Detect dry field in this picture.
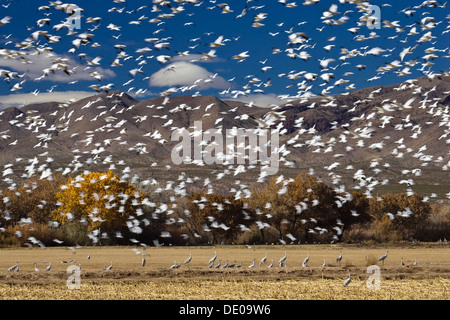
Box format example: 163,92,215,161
0,244,449,300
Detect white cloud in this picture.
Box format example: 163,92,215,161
149,61,229,90
0,51,115,82
0,91,94,109
171,54,222,64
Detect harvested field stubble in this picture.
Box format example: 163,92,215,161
0,244,449,300
0,278,449,300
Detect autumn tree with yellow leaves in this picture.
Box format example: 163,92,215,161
51,170,147,240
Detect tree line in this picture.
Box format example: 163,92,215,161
0,170,448,247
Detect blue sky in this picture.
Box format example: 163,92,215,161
0,0,449,108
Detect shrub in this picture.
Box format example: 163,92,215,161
371,215,403,243
410,203,450,241
342,223,373,243
0,223,63,248
61,221,90,246
238,225,280,245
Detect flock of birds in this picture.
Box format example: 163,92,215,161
204,249,392,270
7,248,431,286
0,0,448,97
0,0,449,250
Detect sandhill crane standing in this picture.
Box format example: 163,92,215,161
8,261,19,272
279,252,287,267
104,261,113,270
141,247,149,267
184,253,192,269
259,252,268,268
302,253,310,267
45,262,52,271
267,259,274,268
214,259,221,268
336,251,343,263
343,273,351,287
208,251,217,266
378,250,388,265
221,260,229,268
248,259,256,268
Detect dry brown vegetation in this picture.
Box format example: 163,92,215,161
2,172,448,248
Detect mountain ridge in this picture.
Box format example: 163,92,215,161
0,76,449,199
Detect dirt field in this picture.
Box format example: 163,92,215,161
0,243,449,299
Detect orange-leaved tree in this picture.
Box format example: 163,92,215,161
51,170,146,239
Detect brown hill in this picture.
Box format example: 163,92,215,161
0,76,449,199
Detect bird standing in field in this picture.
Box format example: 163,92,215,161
208,251,217,266
378,250,389,265
248,259,256,268
221,260,229,268
134,247,148,267
302,252,310,267
279,252,287,267
8,261,19,272
336,251,343,263
259,252,268,268
343,273,351,287
184,252,192,269
104,261,113,270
